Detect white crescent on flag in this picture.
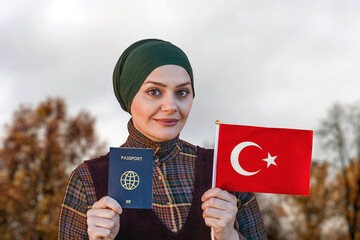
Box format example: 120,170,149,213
230,141,278,176
230,141,262,176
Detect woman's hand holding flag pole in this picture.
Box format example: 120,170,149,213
204,120,313,239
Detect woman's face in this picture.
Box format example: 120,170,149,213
130,64,193,142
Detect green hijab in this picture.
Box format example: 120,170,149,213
113,39,194,113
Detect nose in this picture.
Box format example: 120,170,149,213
161,94,177,113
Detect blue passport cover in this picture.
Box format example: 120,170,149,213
108,147,153,209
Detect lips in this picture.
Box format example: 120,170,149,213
154,118,179,126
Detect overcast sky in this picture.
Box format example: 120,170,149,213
1,0,360,159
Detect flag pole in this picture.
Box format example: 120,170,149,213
211,120,221,240
212,120,220,188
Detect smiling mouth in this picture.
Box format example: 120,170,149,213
154,118,179,126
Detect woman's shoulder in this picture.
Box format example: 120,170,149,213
179,139,197,155
179,139,214,156
69,153,109,184
84,152,110,169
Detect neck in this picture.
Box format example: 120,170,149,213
124,119,180,158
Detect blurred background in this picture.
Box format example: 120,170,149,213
1,0,360,239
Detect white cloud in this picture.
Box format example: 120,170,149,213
1,0,360,158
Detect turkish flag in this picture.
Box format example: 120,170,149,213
214,123,313,195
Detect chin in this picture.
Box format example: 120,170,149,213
153,130,180,142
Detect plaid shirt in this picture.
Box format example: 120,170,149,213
58,120,267,239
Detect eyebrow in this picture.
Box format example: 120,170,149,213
144,81,191,88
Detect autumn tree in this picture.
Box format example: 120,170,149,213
283,161,347,239
318,102,360,240
259,161,343,240
0,97,105,239
257,194,287,240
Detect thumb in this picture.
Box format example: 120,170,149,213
92,196,122,214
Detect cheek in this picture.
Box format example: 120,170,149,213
131,99,161,125
180,100,193,118
130,101,148,125
130,101,141,117
131,96,151,115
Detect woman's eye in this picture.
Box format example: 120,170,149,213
148,89,161,96
177,89,189,97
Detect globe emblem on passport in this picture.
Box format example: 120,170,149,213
120,171,140,190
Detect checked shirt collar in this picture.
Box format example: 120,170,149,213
124,119,181,164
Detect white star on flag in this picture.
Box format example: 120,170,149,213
262,153,277,168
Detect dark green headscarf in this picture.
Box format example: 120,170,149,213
113,39,194,113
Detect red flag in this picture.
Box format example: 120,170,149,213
214,123,313,195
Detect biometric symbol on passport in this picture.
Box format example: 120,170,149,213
120,171,140,190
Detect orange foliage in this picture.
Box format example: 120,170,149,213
0,97,105,239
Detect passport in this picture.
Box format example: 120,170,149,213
108,147,153,209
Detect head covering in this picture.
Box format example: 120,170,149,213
113,39,194,113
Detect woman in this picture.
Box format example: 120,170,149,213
58,39,267,239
